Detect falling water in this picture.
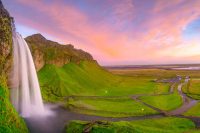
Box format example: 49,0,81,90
10,23,44,117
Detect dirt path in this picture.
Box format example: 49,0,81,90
80,77,200,132
63,76,197,117
129,83,176,116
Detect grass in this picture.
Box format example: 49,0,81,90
66,97,159,117
109,68,200,78
38,61,171,102
182,79,200,100
63,117,195,133
180,77,185,83
0,73,29,133
138,83,183,111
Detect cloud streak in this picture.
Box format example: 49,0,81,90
3,0,200,65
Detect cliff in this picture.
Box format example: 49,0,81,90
25,34,96,71
0,0,29,132
0,0,12,76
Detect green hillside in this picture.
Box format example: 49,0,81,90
0,73,29,133
38,61,171,102
63,117,195,133
38,61,117,102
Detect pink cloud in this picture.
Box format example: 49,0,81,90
3,0,200,65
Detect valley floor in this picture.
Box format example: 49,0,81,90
25,65,200,133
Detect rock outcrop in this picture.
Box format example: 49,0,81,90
25,34,96,71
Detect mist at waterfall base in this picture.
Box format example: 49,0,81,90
10,24,47,117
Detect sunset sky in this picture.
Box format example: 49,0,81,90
3,0,200,66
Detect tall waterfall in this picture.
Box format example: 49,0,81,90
10,23,44,117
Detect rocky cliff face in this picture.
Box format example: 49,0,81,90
0,0,13,76
0,0,29,132
25,34,96,71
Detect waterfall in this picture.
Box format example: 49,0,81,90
10,23,44,117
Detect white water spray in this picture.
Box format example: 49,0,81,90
10,23,44,117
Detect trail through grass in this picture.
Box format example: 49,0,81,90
138,83,183,111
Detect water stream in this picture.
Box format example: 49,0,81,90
169,77,199,114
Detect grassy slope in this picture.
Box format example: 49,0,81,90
38,61,171,102
0,73,29,133
138,83,183,111
63,117,195,133
182,79,200,100
67,97,159,117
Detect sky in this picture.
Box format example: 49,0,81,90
3,0,200,66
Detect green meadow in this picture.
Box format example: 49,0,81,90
109,68,200,77
38,61,171,102
63,117,195,133
138,83,183,111
36,61,200,132
66,97,159,117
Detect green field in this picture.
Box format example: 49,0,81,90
63,117,195,133
38,61,171,102
37,62,200,131
66,97,159,117
182,79,200,100
138,83,183,111
109,68,200,77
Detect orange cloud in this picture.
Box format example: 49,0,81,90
4,0,200,65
